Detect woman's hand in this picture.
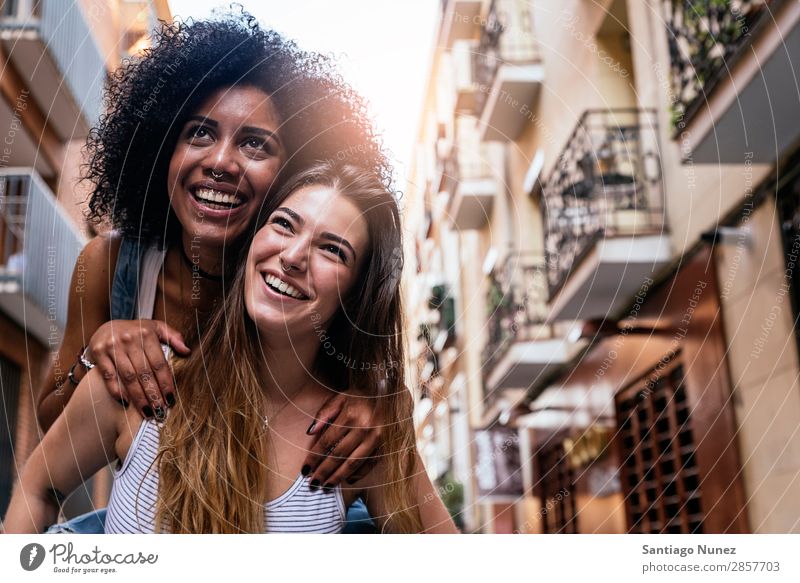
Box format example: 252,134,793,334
84,319,190,419
302,392,383,489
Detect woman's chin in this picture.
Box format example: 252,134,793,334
252,311,311,339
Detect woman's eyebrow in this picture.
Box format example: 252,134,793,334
320,232,356,261
241,126,280,142
187,115,217,126
276,207,303,225
186,117,280,144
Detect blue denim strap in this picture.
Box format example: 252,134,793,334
110,237,148,321
343,498,376,534
45,508,107,534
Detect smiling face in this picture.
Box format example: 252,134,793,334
244,184,370,341
167,85,286,249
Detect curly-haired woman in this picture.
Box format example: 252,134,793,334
35,12,388,531
5,162,458,534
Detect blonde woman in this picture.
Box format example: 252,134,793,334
4,162,458,534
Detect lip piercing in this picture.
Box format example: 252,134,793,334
211,170,224,179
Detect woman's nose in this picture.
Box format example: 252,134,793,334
203,139,240,179
279,238,308,272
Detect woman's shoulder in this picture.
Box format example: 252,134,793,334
75,232,125,285
80,231,124,262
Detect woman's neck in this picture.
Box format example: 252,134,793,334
179,232,231,280
260,332,323,405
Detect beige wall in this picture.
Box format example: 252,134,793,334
716,198,800,533
78,0,121,69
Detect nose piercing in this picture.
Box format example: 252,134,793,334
281,261,292,272
211,170,224,179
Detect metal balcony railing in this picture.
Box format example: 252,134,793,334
482,252,549,377
438,140,497,198
0,169,85,331
542,109,664,296
473,0,540,116
662,0,783,128
0,0,106,127
456,141,496,181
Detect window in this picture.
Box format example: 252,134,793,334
615,356,704,533
535,433,578,533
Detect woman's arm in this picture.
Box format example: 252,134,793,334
37,235,188,428
36,234,120,431
4,368,123,533
361,451,459,534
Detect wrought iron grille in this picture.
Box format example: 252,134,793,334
535,433,578,534
482,252,549,376
473,0,540,115
662,0,782,128
542,109,664,296
616,357,704,533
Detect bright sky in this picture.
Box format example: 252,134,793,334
168,0,439,184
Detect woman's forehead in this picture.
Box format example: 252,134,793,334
279,185,369,244
195,85,282,128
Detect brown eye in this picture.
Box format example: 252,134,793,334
185,125,211,141
243,136,276,157
322,244,347,261
271,216,293,232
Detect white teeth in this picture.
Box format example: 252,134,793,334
194,188,243,207
265,274,306,299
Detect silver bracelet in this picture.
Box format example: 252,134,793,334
79,346,96,370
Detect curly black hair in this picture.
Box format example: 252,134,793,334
84,9,391,243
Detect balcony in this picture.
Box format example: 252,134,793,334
0,168,86,345
663,0,800,163
0,0,106,139
445,143,499,230
440,0,483,49
482,253,582,397
451,39,479,114
473,0,544,142
417,284,457,383
542,109,670,322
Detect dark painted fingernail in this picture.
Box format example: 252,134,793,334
346,477,358,485
165,393,176,407
322,483,333,493
142,406,154,418
309,480,320,491
154,406,166,421
301,464,312,476
306,421,317,435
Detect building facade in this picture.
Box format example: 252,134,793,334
406,0,800,533
0,0,171,520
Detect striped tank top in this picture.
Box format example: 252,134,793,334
105,419,346,533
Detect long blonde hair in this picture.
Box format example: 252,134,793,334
154,162,422,533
